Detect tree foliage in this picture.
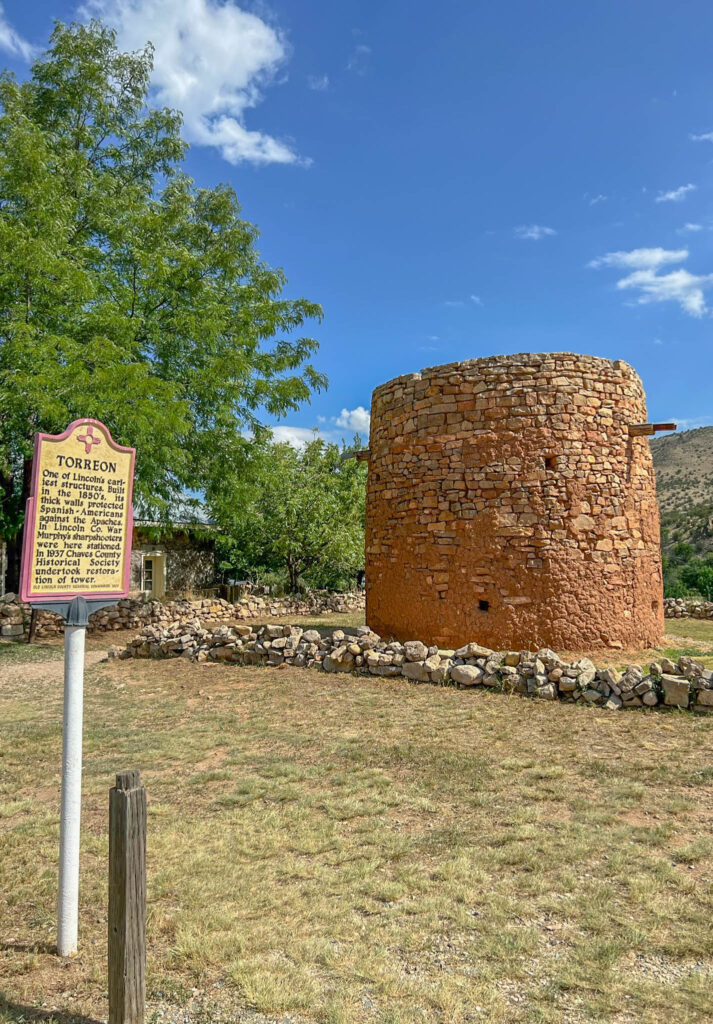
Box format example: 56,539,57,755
0,21,324,585
664,551,713,600
214,437,367,593
661,505,713,598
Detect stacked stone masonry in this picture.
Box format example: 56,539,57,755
365,353,664,651
664,597,713,620
0,591,364,640
110,621,713,715
0,593,694,644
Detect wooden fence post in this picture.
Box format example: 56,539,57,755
26,607,37,644
109,769,146,1024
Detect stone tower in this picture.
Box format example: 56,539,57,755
364,352,664,651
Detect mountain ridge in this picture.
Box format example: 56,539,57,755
650,425,713,515
650,426,713,594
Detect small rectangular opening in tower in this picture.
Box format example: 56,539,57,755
479,599,489,612
545,455,556,470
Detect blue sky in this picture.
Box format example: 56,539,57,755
4,0,713,443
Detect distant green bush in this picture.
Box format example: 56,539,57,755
662,504,713,598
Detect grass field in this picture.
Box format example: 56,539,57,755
1,621,713,1024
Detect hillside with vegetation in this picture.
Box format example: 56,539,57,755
651,426,713,598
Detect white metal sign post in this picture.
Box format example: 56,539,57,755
58,617,87,954
19,419,135,956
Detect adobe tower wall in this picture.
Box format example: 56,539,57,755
365,352,664,650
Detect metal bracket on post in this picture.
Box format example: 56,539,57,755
30,596,121,625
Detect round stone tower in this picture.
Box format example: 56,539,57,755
365,352,664,651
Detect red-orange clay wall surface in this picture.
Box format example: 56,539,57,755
365,353,664,651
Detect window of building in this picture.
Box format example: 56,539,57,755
141,550,166,598
143,558,154,593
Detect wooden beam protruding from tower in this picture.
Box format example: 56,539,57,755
628,423,677,437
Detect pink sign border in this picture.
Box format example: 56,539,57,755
19,419,136,604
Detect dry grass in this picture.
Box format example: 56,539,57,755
662,616,713,647
238,611,366,632
1,622,713,1024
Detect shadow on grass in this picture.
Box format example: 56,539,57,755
0,996,100,1024
0,943,57,955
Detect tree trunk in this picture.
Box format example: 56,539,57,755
5,534,22,594
27,608,38,644
3,458,32,594
286,560,300,593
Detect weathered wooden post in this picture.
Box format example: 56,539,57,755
109,770,146,1024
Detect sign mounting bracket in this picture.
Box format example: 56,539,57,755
29,596,120,626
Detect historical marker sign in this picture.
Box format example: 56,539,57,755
19,419,136,956
20,419,135,602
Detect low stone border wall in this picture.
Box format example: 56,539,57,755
664,597,713,620
0,591,365,640
2,592,709,639
110,621,713,714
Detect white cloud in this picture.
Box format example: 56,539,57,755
307,74,329,91
269,425,322,448
653,337,663,345
590,247,713,317
445,294,482,307
655,183,696,203
346,43,371,75
82,0,306,166
589,194,607,205
678,222,703,233
514,224,556,240
0,3,36,59
335,406,370,433
689,132,713,142
617,267,713,317
588,247,689,271
269,408,370,448
668,416,713,430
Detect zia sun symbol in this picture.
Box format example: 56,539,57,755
76,427,102,455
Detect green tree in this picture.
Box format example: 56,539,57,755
671,541,695,564
681,559,713,600
0,21,324,589
214,437,367,593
